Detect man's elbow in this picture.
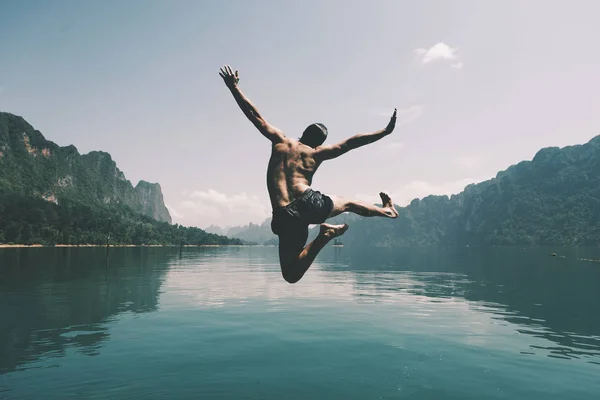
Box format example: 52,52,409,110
327,146,348,159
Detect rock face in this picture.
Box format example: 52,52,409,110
135,181,172,224
0,112,171,223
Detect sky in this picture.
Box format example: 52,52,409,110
1,0,600,228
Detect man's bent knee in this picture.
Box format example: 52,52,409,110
283,272,301,284
282,269,302,284
280,263,302,284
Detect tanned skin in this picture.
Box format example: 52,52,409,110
219,65,398,283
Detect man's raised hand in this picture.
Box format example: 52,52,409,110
219,65,240,89
385,109,397,134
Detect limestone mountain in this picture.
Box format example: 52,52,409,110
0,111,240,245
329,134,600,247
226,134,600,247
135,180,171,224
0,112,171,223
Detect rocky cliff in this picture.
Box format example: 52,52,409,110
0,112,171,223
135,181,172,224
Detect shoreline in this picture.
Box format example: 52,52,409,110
0,244,265,248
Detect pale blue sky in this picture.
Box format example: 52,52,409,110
2,0,599,227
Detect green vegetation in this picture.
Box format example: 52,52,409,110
327,135,600,247
3,110,599,247
0,112,171,224
0,188,241,246
216,135,600,247
0,112,240,246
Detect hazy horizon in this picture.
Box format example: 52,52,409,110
2,1,599,228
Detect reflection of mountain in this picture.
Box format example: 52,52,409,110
162,244,600,363
0,247,176,374
328,246,600,362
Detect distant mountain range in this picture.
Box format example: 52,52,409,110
209,135,600,247
205,219,278,245
0,112,240,246
3,110,599,247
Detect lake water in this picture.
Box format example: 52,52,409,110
1,246,599,399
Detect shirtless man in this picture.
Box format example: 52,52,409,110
219,65,398,284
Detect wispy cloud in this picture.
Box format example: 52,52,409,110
179,189,269,228
415,42,463,68
165,204,184,220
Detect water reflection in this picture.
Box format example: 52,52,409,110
0,247,177,374
328,246,600,364
164,246,600,364
2,244,600,377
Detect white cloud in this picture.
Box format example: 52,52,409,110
179,189,269,228
415,42,463,67
355,178,478,206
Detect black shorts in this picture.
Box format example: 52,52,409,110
271,189,333,236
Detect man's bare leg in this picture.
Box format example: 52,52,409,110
279,223,348,284
329,192,399,219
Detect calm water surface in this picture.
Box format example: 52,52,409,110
1,246,599,399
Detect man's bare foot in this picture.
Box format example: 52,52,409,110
320,223,349,239
379,192,399,218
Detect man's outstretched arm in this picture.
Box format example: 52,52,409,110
315,109,396,160
219,65,285,143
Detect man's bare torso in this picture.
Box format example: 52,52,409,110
266,137,322,209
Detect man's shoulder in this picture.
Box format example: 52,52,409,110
273,136,297,148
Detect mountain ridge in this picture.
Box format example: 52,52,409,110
0,111,171,223
0,111,240,246
208,134,600,246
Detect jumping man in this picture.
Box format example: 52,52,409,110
219,65,399,284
